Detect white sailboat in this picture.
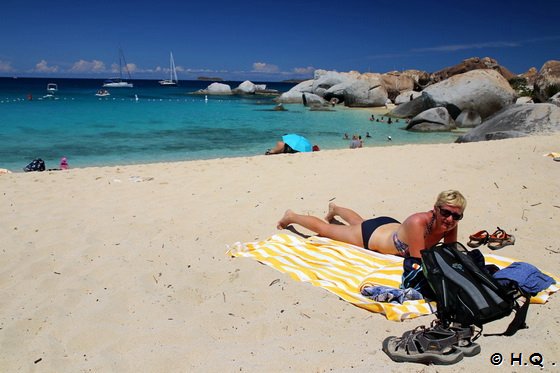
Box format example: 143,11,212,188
159,52,178,86
103,49,133,88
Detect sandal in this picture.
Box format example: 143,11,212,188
467,230,489,248
431,323,481,357
382,325,464,365
488,227,515,250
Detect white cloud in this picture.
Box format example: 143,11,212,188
0,60,14,72
412,35,560,53
111,62,137,73
412,41,519,52
252,62,279,73
34,60,59,73
70,59,105,73
155,65,184,73
292,66,315,75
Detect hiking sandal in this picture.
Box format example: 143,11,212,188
467,230,489,248
382,325,464,365
488,227,515,250
432,323,481,357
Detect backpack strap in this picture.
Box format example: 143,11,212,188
484,293,531,337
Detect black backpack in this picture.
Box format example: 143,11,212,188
421,242,530,336
23,159,46,172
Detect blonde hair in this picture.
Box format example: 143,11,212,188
435,190,466,210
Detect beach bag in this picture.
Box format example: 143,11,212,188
421,242,530,336
23,158,46,172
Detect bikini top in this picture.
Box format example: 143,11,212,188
392,232,409,256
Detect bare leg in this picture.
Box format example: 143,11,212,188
277,209,363,247
266,141,285,155
324,202,365,225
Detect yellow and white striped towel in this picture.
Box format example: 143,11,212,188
227,234,559,321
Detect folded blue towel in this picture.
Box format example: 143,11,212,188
494,262,556,295
361,285,423,304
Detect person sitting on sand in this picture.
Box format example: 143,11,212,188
60,157,69,170
277,190,466,295
265,141,297,155
349,135,361,149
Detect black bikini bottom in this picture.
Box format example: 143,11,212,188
361,216,400,249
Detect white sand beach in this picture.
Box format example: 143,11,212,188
1,134,559,371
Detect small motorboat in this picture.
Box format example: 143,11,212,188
95,89,111,97
46,83,58,93
40,83,59,100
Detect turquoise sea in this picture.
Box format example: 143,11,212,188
0,77,459,172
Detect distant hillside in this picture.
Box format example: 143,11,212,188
282,79,307,84
197,76,224,81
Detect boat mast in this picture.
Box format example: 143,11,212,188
120,48,132,80
170,52,177,83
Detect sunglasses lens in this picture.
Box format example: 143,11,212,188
439,207,462,220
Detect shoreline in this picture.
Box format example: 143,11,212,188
1,134,559,370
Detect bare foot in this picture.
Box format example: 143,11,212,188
325,202,337,222
277,209,294,229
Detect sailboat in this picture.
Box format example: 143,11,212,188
103,49,133,88
159,52,179,86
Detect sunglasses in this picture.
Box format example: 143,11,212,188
438,206,463,221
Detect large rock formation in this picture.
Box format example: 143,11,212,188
275,80,314,103
233,80,258,94
422,69,516,119
270,57,560,141
519,67,538,86
302,93,327,107
390,69,516,120
549,92,560,107
402,69,431,88
276,70,388,107
455,109,482,128
312,70,358,93
456,103,560,142
340,77,388,107
406,107,456,131
203,82,232,95
381,72,415,101
197,81,277,96
430,57,515,83
317,70,367,103
395,90,422,105
390,93,436,118
533,60,560,102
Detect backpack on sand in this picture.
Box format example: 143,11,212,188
421,242,530,336
23,158,46,172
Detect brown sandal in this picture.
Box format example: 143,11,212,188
488,227,515,250
467,230,489,248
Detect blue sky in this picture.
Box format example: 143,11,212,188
1,0,558,81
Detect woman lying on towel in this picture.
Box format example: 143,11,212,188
277,190,466,295
277,190,465,258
